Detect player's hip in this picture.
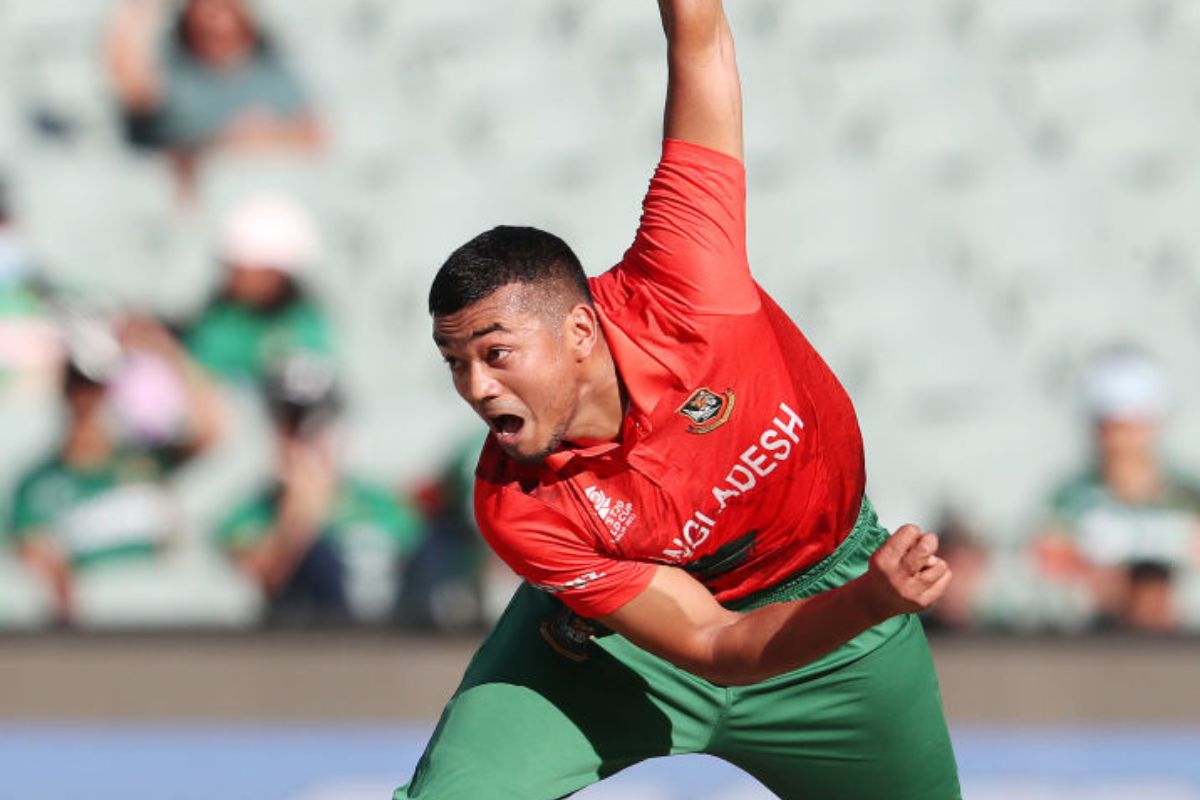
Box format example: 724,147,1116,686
726,494,887,611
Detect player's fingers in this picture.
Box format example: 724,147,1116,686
883,525,921,565
917,557,949,586
919,569,953,606
901,533,939,574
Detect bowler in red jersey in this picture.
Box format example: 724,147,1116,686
397,2,961,798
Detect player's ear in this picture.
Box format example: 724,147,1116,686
563,302,599,360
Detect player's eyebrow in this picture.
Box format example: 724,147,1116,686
470,322,508,340
433,322,509,347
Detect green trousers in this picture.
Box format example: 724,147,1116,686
396,499,961,799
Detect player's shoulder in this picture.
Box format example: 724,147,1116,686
473,439,584,542
474,435,526,488
473,437,544,514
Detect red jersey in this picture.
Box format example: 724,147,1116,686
475,139,865,618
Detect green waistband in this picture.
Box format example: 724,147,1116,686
724,496,885,612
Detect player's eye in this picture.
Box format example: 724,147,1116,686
485,347,510,365
442,355,463,372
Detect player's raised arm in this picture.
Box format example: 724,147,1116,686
657,0,743,162
596,1,754,315
599,526,952,686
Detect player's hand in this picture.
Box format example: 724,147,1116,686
853,524,952,622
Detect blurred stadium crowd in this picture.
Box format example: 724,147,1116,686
1,0,1199,634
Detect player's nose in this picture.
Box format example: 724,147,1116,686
462,362,502,405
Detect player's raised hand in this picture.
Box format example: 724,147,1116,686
853,524,952,622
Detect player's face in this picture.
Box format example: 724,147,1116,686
434,284,582,464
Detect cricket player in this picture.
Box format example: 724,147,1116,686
398,1,961,797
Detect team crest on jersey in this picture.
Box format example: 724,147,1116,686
677,387,735,434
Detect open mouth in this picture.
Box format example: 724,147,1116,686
489,413,525,445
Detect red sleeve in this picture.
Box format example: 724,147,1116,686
612,138,758,315
475,481,656,618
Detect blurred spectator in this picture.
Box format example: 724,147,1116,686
401,431,519,631
105,0,323,198
0,179,61,396
214,356,424,625
1033,346,1200,632
183,193,333,386
921,508,992,632
5,313,222,625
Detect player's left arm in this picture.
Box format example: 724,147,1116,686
598,525,951,686
657,0,743,162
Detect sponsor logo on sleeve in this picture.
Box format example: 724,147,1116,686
531,570,607,595
584,485,637,543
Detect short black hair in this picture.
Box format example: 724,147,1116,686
428,225,592,317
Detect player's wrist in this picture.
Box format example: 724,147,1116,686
840,575,893,628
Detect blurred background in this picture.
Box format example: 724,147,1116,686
1,0,1199,797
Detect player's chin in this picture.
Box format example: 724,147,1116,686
505,442,549,465
502,428,554,465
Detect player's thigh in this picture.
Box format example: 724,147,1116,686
718,615,961,800
396,584,717,800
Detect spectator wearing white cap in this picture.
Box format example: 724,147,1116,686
1033,345,1200,632
182,193,333,385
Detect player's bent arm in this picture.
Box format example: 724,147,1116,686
598,526,951,686
657,0,743,162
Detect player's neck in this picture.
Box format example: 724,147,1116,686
565,336,625,446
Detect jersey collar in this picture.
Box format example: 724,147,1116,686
542,410,651,472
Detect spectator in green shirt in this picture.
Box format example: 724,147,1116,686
1034,345,1200,631
7,314,223,625
215,355,424,625
184,193,333,386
